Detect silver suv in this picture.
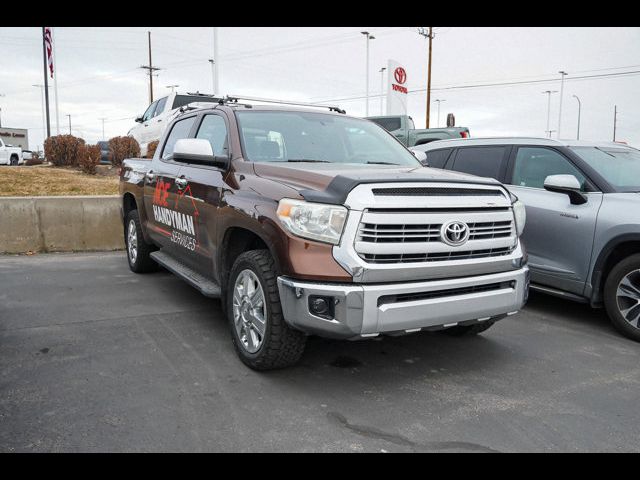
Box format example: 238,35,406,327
412,138,640,341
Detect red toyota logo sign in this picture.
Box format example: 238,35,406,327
394,67,407,85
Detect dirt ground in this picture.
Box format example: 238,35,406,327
0,165,119,197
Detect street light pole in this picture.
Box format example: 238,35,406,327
542,90,558,138
212,27,219,94
379,67,386,115
557,70,568,139
434,99,446,127
166,84,179,93
572,95,581,140
66,114,71,135
0,93,5,127
33,84,46,141
361,31,375,116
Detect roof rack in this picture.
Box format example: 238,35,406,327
185,91,218,97
222,94,346,114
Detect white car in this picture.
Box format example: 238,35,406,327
0,138,23,165
127,92,221,156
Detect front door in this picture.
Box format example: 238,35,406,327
142,114,199,254
171,112,230,278
507,146,603,295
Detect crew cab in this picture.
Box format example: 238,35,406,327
366,114,470,147
413,138,640,342
127,92,221,156
0,138,23,166
119,97,529,370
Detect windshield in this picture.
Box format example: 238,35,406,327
570,146,640,192
235,110,420,166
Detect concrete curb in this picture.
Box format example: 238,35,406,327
0,195,124,254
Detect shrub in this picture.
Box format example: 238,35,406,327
108,136,140,167
44,135,85,167
146,140,159,159
78,144,101,175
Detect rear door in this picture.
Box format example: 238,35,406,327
171,111,231,277
0,139,6,164
505,146,603,295
142,114,199,255
147,96,169,143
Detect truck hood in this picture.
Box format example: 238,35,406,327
252,162,504,205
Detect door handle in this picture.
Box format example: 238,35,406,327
175,177,188,190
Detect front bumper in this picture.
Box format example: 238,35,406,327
277,266,529,339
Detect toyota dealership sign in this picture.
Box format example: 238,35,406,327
386,60,408,115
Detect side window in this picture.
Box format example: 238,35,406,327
451,146,507,180
371,117,401,132
424,148,452,169
195,114,228,157
153,97,168,118
511,147,587,190
161,116,197,160
142,101,158,122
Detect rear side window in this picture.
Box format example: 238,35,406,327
161,116,197,160
370,117,401,132
424,148,451,169
451,146,508,180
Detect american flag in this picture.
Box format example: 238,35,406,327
44,27,54,78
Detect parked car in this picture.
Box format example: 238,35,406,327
127,92,221,156
412,138,640,341
97,141,111,165
119,98,529,370
0,138,23,165
366,114,470,146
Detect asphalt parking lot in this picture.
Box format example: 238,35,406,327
1,252,639,452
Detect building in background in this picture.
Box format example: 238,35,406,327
0,127,29,150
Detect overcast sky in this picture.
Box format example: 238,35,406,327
1,26,639,151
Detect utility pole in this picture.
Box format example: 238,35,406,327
66,114,71,134
613,105,618,142
542,90,558,138
418,27,434,128
557,70,568,139
572,95,581,140
41,27,51,139
212,27,219,94
379,67,386,115
209,59,216,94
434,99,446,127
361,31,375,116
99,117,106,140
140,31,160,104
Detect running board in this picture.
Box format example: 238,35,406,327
530,283,588,303
150,251,221,298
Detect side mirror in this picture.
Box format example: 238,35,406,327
135,116,144,123
543,174,587,205
411,149,429,166
171,138,228,169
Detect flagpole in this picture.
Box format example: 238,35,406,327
52,27,60,135
41,27,51,139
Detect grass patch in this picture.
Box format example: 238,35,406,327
0,166,119,197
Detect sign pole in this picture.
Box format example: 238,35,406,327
41,27,51,140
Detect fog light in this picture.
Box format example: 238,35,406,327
309,295,335,320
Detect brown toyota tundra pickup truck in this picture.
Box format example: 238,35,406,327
119,97,529,370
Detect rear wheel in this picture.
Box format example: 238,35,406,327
442,321,495,336
10,155,19,166
125,209,157,273
227,250,306,370
604,254,640,342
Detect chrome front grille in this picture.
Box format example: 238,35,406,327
354,206,517,265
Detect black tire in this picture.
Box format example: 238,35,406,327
10,155,19,166
442,320,495,337
227,249,306,370
124,209,157,273
604,254,640,342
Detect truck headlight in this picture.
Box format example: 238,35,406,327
512,199,526,236
277,199,348,245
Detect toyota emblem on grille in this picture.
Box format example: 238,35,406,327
441,221,470,246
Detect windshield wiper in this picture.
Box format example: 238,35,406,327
366,161,400,165
277,159,332,163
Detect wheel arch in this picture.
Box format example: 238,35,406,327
590,234,640,305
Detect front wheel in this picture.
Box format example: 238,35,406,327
227,250,306,370
604,254,640,342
